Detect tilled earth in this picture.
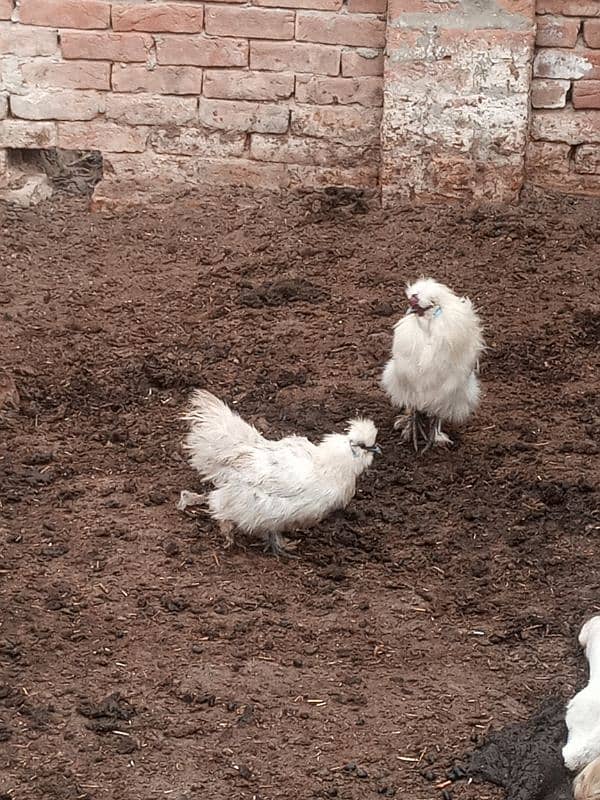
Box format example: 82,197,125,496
0,187,599,800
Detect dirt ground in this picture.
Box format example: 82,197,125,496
0,186,599,800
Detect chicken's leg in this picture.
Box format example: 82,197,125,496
394,409,429,452
263,531,298,558
219,520,236,549
177,490,206,512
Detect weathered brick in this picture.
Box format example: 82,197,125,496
348,0,387,12
61,32,153,62
205,6,294,39
112,3,204,33
198,98,289,133
0,23,58,56
526,140,571,174
537,0,600,14
255,0,341,8
574,144,600,173
287,162,378,188
572,79,600,107
106,94,197,125
531,78,570,107
57,121,148,152
533,47,600,79
100,152,290,191
531,108,600,143
536,15,580,47
0,0,12,20
21,60,110,90
296,11,385,47
0,94,6,119
10,91,105,121
250,41,340,75
18,0,109,29
0,119,56,147
291,105,381,145
296,74,382,106
112,64,203,95
150,127,246,157
204,70,294,101
250,133,376,166
584,20,600,48
156,35,248,67
341,48,383,76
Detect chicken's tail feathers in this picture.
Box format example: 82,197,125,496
182,390,263,478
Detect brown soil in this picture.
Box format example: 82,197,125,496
0,187,599,800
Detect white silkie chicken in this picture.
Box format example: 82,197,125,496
381,277,484,452
178,390,380,557
563,616,600,774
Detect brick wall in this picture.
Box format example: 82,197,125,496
1,0,600,204
0,0,386,203
527,0,600,194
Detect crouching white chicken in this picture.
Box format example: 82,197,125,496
178,390,380,557
381,277,484,452
563,616,600,774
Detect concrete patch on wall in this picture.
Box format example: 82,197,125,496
381,0,536,204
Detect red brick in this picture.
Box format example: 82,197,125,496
112,64,203,95
536,15,580,47
156,35,248,67
106,94,197,125
0,24,58,55
341,48,383,76
250,133,375,167
10,91,105,120
296,11,385,47
531,78,570,107
18,0,109,29
112,3,204,33
291,105,381,145
205,6,294,39
573,79,600,107
204,70,294,100
150,127,246,157
347,0,387,12
584,20,600,47
198,98,289,133
491,0,534,14
0,0,12,20
296,75,382,106
250,41,340,75
61,32,153,62
57,121,149,152
526,141,571,174
531,108,600,143
533,47,600,79
21,60,110,90
537,0,600,14
255,0,341,8
0,119,56,147
574,144,600,173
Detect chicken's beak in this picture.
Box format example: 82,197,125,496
367,444,382,455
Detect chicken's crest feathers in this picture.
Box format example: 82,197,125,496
346,417,378,448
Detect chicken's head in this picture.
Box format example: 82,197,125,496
405,277,455,318
347,418,381,466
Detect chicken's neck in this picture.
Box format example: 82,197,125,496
586,635,600,684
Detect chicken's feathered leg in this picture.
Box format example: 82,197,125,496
177,490,206,511
219,520,236,549
263,531,299,559
394,409,429,452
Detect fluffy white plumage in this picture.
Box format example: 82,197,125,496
179,390,380,556
381,277,484,451
563,616,600,773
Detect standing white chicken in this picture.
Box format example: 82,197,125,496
381,277,484,452
178,390,380,557
563,616,600,774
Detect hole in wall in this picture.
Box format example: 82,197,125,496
7,148,103,196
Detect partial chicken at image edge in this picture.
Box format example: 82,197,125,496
177,390,380,557
381,277,485,453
